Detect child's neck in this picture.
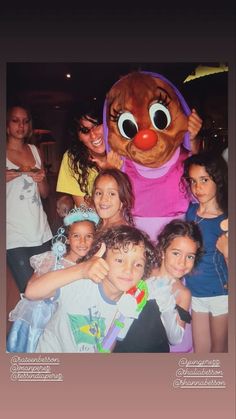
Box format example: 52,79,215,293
101,280,123,302
63,252,78,264
101,214,127,230
197,200,222,218
153,266,180,282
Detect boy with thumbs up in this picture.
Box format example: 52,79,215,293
25,225,156,353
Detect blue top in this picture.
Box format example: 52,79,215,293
185,203,228,297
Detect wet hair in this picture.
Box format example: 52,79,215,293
92,168,135,226
182,152,228,214
67,100,104,199
156,219,204,267
79,224,156,277
6,105,33,142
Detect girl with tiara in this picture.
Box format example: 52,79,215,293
7,205,100,352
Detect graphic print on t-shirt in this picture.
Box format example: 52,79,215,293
68,306,106,346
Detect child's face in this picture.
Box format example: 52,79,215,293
102,242,146,300
57,202,71,218
188,164,217,205
161,236,197,280
93,175,122,222
67,221,95,261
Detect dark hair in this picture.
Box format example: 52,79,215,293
92,168,135,226
182,152,228,214
67,100,104,198
79,224,156,277
6,105,33,142
156,219,204,267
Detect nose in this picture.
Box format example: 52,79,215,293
178,256,186,268
133,129,158,151
90,124,101,138
78,236,85,245
123,261,132,275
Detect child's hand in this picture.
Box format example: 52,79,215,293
80,243,109,283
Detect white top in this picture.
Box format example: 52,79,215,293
6,144,52,249
36,279,130,353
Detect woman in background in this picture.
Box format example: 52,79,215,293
6,105,52,292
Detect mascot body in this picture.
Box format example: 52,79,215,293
104,71,195,352
104,71,192,241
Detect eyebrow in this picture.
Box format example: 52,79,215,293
155,86,172,100
171,248,196,254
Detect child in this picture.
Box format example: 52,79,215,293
92,168,134,230
114,219,203,353
51,194,74,234
56,194,74,218
7,205,99,352
183,152,228,352
25,225,156,353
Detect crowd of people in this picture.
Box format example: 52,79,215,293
6,99,228,354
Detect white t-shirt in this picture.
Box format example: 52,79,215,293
7,144,52,249
36,280,131,353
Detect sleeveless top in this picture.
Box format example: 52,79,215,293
185,203,228,297
7,144,52,249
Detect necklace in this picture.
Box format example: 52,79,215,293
194,214,205,225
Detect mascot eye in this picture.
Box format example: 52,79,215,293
149,103,171,130
118,112,138,139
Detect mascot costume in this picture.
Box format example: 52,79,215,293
103,71,202,352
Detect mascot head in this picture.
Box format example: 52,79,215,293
103,71,191,168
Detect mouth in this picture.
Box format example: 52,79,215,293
91,137,104,147
118,277,133,283
99,205,111,210
77,247,88,253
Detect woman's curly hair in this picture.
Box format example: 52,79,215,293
182,152,228,215
92,168,135,226
67,101,103,199
156,219,204,268
79,224,157,278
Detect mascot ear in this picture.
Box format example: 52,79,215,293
103,99,110,152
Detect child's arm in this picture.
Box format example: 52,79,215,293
25,244,108,300
174,286,191,329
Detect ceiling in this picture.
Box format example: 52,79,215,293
6,62,203,110
6,61,228,131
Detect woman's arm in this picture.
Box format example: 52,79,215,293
30,169,50,198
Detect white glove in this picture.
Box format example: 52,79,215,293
147,276,184,345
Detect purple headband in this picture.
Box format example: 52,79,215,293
103,70,191,153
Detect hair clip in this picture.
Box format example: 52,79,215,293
63,204,100,227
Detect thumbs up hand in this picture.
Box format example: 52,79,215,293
79,242,109,283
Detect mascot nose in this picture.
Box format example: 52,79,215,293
133,129,158,151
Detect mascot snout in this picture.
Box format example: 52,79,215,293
133,129,158,151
